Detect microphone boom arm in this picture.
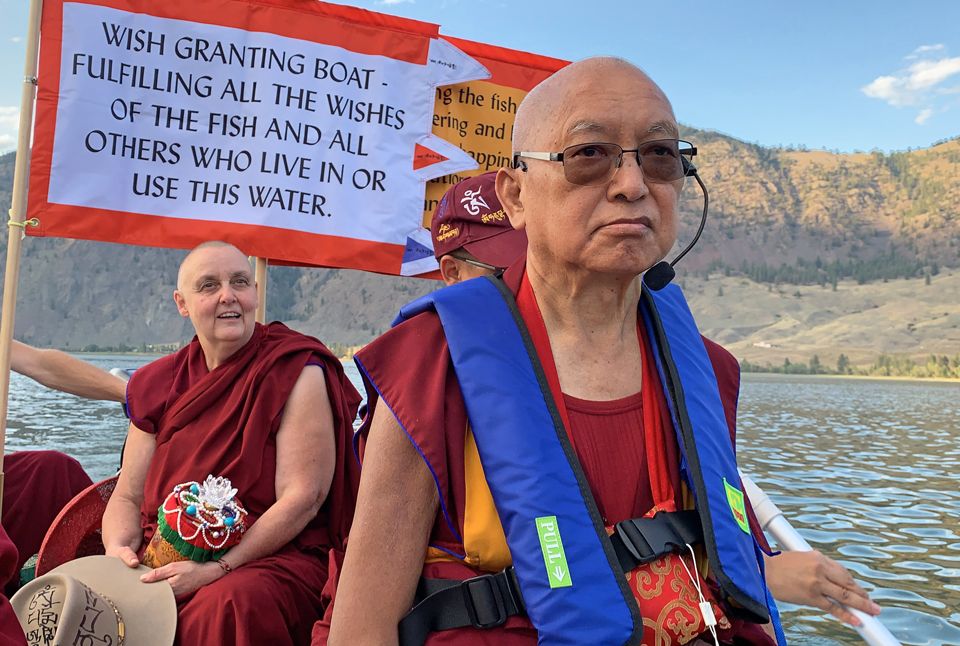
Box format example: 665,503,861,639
671,170,709,268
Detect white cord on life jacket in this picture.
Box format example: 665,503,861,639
679,543,720,646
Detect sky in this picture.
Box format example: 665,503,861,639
1,0,959,154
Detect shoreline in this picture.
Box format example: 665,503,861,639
64,350,361,365
742,371,960,384
59,352,960,382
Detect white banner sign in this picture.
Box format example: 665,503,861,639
45,2,483,253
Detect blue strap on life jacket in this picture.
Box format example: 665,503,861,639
640,277,784,638
397,276,641,646
757,542,788,645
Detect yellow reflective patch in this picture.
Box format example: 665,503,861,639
462,424,512,571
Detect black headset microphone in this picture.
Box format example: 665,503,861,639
643,157,709,291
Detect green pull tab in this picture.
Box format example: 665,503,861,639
723,477,751,534
535,516,572,588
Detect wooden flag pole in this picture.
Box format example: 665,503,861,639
0,0,44,519
255,257,268,323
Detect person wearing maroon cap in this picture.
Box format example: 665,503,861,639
430,172,528,286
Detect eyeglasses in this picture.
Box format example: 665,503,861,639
512,139,696,186
449,251,502,272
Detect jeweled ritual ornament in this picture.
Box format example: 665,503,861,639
142,474,249,568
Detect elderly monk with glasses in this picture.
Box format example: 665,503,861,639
394,176,879,640
321,58,874,646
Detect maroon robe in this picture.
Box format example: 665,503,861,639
313,263,772,645
0,524,26,645
127,322,360,646
2,451,92,594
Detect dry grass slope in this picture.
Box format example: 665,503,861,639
685,270,960,367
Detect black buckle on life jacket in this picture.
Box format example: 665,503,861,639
462,574,507,629
398,566,525,645
611,510,703,571
398,513,701,645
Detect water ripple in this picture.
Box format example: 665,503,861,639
738,374,960,645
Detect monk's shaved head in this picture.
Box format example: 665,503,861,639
513,57,672,151
177,241,248,291
172,240,258,363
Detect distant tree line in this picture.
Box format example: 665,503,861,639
70,340,367,359
326,342,364,359
79,342,184,353
741,353,960,379
695,251,939,287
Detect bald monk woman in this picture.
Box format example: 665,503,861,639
103,241,360,645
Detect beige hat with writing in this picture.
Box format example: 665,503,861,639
10,555,176,646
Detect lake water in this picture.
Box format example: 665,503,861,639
4,358,959,645
737,374,960,645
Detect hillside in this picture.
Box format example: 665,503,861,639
675,127,960,274
0,127,958,360
684,270,960,368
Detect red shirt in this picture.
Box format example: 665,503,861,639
563,391,652,525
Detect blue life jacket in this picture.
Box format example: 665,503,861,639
395,274,785,646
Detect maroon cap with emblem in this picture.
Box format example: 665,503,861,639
430,172,528,268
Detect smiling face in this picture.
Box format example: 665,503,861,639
503,59,683,279
173,243,257,361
